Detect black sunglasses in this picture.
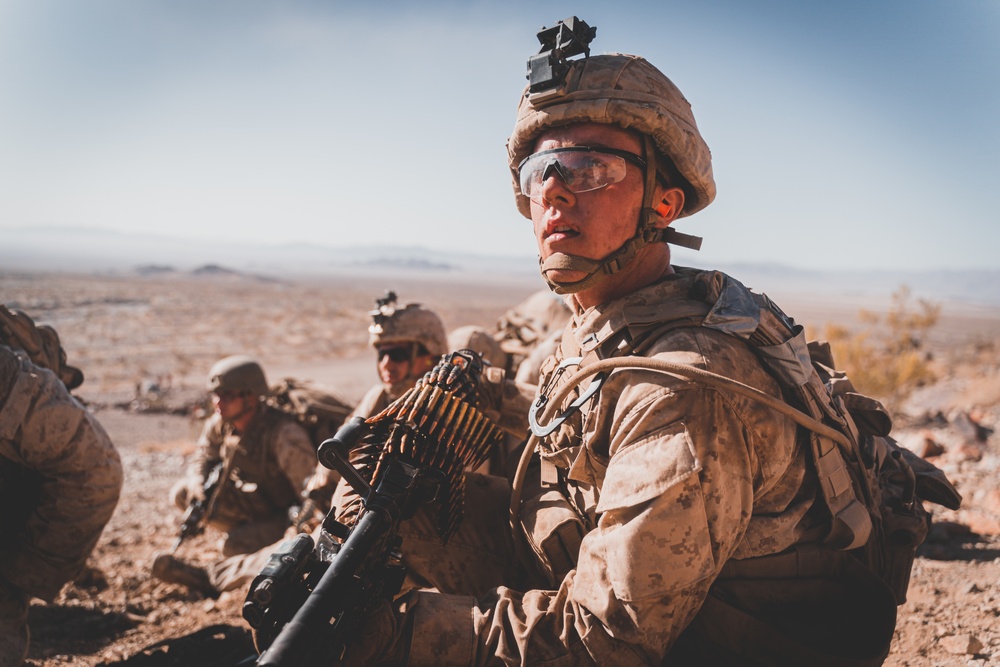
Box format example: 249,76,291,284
377,346,412,363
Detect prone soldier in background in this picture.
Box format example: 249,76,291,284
0,306,123,666
152,355,316,596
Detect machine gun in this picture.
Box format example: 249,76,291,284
242,351,504,666
171,461,224,553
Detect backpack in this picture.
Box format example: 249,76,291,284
732,283,962,604
802,338,962,602
265,378,355,449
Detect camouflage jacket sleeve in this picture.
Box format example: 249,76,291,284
271,419,317,495
0,348,123,601
189,412,224,481
401,329,805,665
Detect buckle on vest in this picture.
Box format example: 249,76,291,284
529,356,606,437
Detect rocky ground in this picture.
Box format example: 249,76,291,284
4,269,1000,666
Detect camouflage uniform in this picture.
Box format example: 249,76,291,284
390,269,899,665
206,385,393,595
178,407,316,556
0,346,122,665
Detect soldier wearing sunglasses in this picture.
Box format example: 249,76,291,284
362,293,448,418
302,294,448,514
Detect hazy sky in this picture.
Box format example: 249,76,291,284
1,0,997,271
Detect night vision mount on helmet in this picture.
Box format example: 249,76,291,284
367,291,448,358
526,16,596,103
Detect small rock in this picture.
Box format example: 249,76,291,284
963,582,983,594
939,633,983,655
918,431,946,458
73,564,109,590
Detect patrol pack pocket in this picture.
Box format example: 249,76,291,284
590,423,714,601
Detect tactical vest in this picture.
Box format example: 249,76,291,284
524,268,960,666
206,406,305,529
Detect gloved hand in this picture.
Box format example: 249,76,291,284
417,349,485,405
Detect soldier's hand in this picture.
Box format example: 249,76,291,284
169,476,205,510
417,349,485,405
186,477,206,504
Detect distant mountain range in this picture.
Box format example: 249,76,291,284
3,226,999,306
0,226,538,277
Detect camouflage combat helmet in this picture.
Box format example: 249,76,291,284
206,355,269,397
367,291,447,358
447,325,507,369
506,17,715,294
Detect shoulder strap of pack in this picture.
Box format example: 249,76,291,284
750,304,875,550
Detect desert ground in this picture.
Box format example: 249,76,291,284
3,268,1000,666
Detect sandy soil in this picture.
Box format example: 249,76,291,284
4,269,1000,666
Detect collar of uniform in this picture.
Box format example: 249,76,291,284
570,268,708,356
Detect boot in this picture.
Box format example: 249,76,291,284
151,553,220,599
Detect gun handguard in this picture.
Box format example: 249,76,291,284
172,462,224,552
171,500,206,552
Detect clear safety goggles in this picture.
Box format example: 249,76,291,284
518,146,647,198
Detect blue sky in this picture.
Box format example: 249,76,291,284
1,0,997,271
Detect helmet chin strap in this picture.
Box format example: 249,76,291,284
539,135,702,295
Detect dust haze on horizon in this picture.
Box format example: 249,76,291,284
1,1,998,273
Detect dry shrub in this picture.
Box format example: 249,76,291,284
821,286,940,409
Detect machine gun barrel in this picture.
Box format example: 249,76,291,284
170,500,206,552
